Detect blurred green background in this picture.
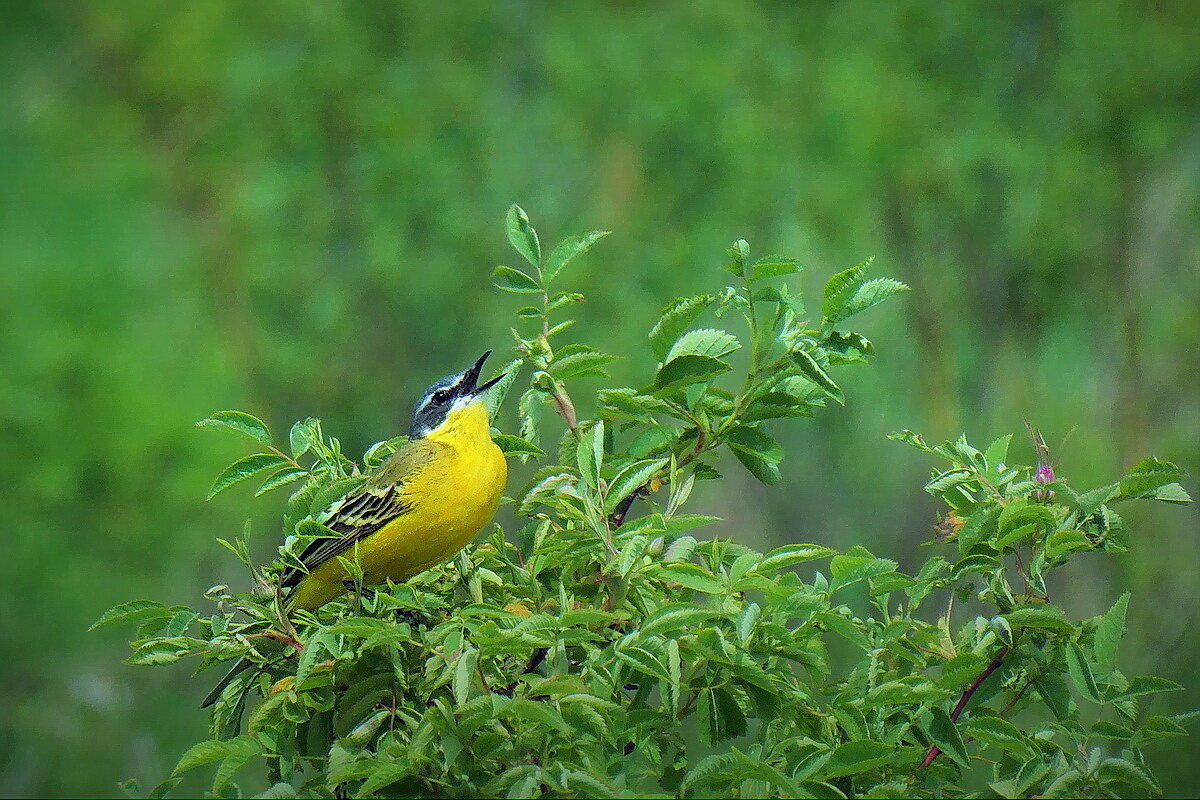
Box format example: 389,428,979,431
2,2,1198,796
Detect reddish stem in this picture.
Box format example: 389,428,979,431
917,647,1008,771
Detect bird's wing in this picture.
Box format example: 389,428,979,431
280,439,445,590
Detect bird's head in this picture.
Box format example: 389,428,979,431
409,350,503,438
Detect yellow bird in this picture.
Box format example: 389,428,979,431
201,351,507,707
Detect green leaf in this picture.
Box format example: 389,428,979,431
756,544,836,572
747,256,803,281
255,467,307,497
827,277,909,323
357,758,414,797
505,204,540,266
288,419,313,457
549,350,618,379
1118,456,1186,498
605,458,668,513
927,707,970,768
491,265,541,293
966,716,1030,753
1108,675,1183,703
1099,758,1161,795
924,468,972,494
173,735,259,776
195,410,272,445
706,687,747,743
1065,642,1102,702
655,563,725,595
790,350,843,404
576,420,604,490
737,603,761,643
543,230,609,284
493,434,546,457
823,330,873,356
207,453,290,500
90,599,171,631
640,604,715,637
649,294,717,359
821,260,870,320
830,555,898,586
731,447,781,485
984,433,1013,471
453,647,479,706
1004,605,1073,633
726,425,783,463
1043,770,1085,798
666,328,741,361
1094,592,1129,673
1151,482,1192,503
653,354,731,392
725,239,750,277
820,740,896,779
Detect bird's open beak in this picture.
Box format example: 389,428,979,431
464,350,503,396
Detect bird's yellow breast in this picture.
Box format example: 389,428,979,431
291,400,506,609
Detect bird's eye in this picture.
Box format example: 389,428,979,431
432,390,450,404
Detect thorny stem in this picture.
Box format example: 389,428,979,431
917,646,1009,772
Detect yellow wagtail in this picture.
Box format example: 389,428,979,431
201,350,507,707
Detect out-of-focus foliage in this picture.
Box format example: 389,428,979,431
2,2,1198,797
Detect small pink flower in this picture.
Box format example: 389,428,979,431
1035,464,1055,484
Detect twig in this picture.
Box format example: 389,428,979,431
917,647,1009,771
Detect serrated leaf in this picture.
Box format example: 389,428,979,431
1152,482,1192,503
823,330,873,355
491,265,541,293
173,735,259,776
1099,758,1161,794
196,410,272,445
90,600,171,631
256,467,307,497
493,434,545,457
506,204,540,266
655,563,725,594
747,256,803,281
755,545,835,574
928,707,969,768
640,604,714,637
827,277,908,323
830,555,898,586
1004,605,1073,633
737,603,761,643
208,454,290,500
821,260,870,320
820,740,896,779
549,350,618,379
576,420,604,490
790,350,843,404
966,716,1030,753
288,419,312,457
1094,592,1129,672
725,424,783,463
454,647,479,706
666,328,741,361
725,239,750,276
605,458,668,513
543,230,609,284
732,446,781,485
649,295,717,360
1066,642,1102,702
653,354,731,392
1108,675,1183,703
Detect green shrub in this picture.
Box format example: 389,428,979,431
98,207,1192,798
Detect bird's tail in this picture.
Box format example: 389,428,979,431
199,656,254,709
